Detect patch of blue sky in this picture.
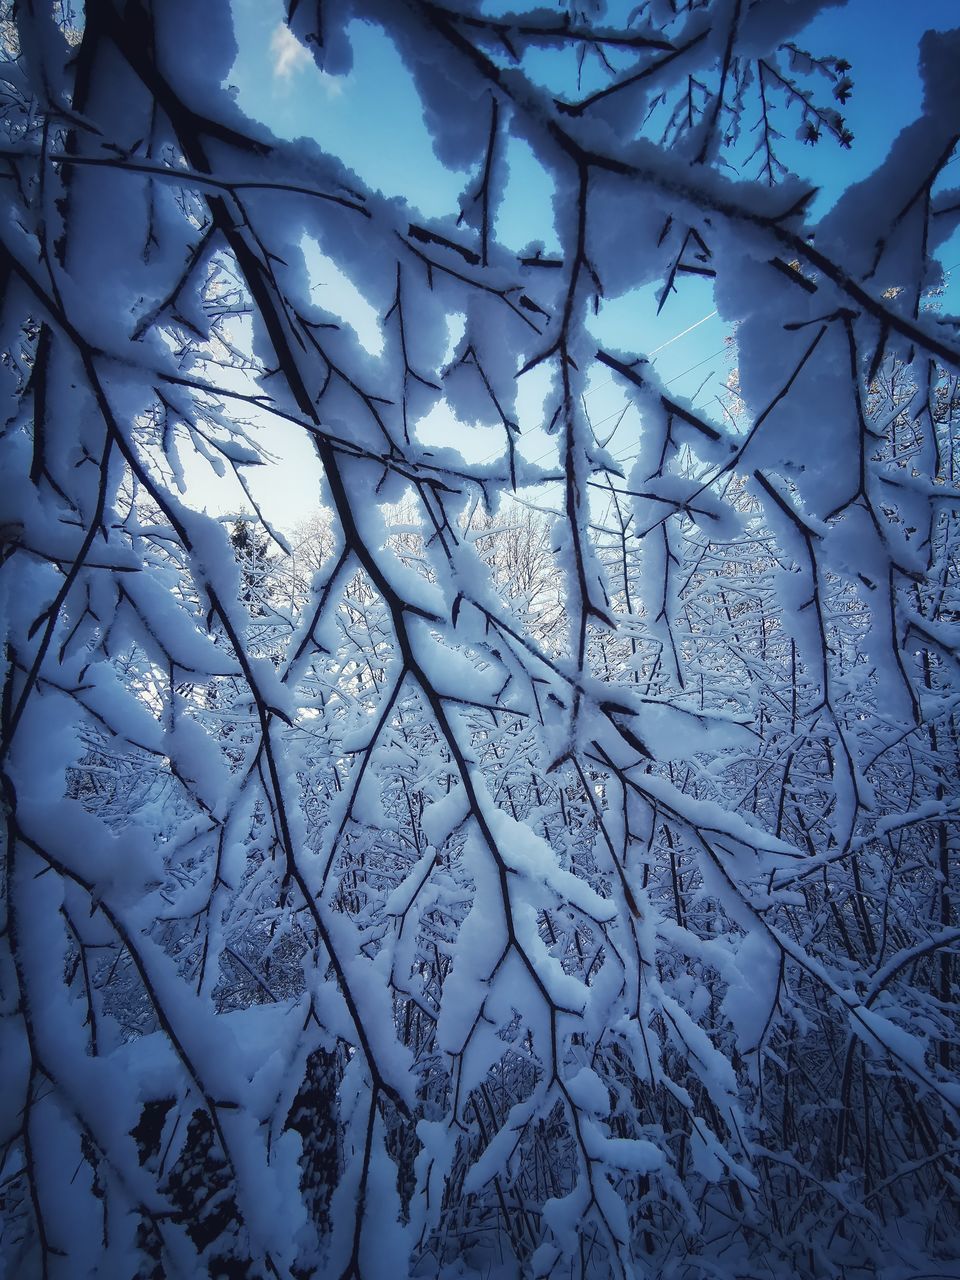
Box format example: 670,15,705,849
228,2,469,215
781,1,959,214
228,0,958,278
217,0,958,527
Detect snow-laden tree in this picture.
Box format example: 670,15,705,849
1,2,959,1277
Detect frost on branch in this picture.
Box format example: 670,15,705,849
0,2,959,1278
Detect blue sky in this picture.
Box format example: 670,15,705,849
228,0,959,240
212,0,960,526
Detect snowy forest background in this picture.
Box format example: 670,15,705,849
1,1,959,1277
